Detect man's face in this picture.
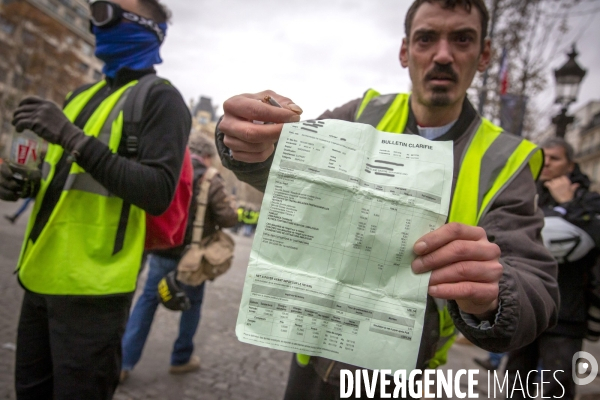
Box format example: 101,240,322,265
400,2,490,109
540,145,575,182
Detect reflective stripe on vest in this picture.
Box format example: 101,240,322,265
17,80,146,295
296,89,542,370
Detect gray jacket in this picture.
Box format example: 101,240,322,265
216,95,559,383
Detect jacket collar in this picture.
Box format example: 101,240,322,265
405,96,479,142
105,67,156,89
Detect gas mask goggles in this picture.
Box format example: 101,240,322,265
88,0,165,43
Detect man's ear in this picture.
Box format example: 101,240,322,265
400,38,409,68
477,38,492,72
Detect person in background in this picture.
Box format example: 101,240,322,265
473,352,505,371
120,134,237,382
233,203,245,234
505,137,600,400
0,0,190,398
4,197,33,224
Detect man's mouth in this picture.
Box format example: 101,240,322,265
428,75,455,83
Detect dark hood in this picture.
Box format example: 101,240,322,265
569,163,591,190
537,162,591,209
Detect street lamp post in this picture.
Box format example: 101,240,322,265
552,44,586,138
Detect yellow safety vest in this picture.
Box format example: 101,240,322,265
17,80,147,295
297,89,543,369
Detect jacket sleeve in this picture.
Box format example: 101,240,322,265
73,83,191,215
207,174,238,228
216,98,362,193
447,167,560,352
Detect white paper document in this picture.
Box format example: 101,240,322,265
236,119,454,371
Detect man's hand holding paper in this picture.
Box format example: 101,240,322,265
411,222,503,319
220,91,303,163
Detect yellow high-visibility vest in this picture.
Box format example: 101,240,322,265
17,80,146,295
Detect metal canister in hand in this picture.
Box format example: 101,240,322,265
5,128,44,187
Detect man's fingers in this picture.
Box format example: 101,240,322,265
0,186,20,201
230,147,275,163
13,104,40,119
268,92,303,115
220,114,284,144
428,260,503,286
223,92,302,124
223,134,275,153
412,239,501,273
413,222,487,255
0,164,14,179
17,96,45,107
13,119,34,133
428,281,498,303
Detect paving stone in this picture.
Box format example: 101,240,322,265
3,200,600,399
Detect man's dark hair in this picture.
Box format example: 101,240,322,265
138,0,171,24
542,137,575,163
404,0,489,51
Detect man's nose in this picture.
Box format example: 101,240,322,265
433,40,453,65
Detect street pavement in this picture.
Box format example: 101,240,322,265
2,199,600,399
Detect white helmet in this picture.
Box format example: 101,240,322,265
541,216,595,263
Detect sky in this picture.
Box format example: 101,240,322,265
156,0,600,130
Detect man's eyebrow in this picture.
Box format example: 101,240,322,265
412,28,437,37
450,28,478,36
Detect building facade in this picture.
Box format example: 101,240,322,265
575,109,600,192
0,0,102,156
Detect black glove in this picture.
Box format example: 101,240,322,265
12,97,90,154
0,163,41,201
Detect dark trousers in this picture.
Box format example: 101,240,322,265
505,333,582,400
15,290,132,400
283,356,420,400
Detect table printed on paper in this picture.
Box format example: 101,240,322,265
235,119,454,371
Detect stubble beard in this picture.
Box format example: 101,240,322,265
429,87,451,107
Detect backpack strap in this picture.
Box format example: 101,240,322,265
191,167,219,246
122,74,169,156
64,82,96,108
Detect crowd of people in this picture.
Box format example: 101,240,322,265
0,0,598,399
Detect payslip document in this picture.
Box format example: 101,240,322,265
236,119,453,371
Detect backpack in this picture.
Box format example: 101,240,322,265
122,74,193,251
176,168,235,286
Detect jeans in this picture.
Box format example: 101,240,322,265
15,291,131,400
121,254,205,369
13,197,33,218
489,352,505,368
505,333,582,399
283,356,422,400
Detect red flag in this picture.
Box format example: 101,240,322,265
499,47,509,95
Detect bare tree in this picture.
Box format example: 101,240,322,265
474,0,589,139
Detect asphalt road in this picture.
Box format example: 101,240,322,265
1,199,600,400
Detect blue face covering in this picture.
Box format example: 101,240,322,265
93,22,167,78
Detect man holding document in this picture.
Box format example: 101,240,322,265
216,0,559,398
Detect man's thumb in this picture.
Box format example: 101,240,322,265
287,103,303,115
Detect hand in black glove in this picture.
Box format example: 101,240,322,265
0,163,41,201
12,97,90,153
